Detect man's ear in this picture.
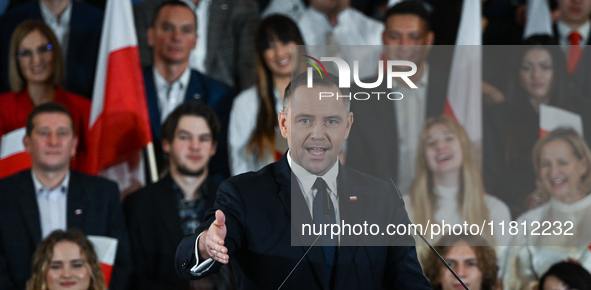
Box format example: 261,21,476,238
210,141,217,157
23,135,30,154
70,136,78,158
344,112,353,140
147,27,155,47
279,110,288,139
162,139,171,154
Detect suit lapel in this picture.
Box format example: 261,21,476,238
185,70,208,104
16,171,42,245
276,154,330,290
332,166,362,288
67,172,87,231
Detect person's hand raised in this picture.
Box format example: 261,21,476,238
198,210,229,264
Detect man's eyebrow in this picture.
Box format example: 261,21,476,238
324,115,343,120
294,113,314,119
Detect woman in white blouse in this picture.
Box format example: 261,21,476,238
503,128,591,290
228,15,305,175
404,116,511,252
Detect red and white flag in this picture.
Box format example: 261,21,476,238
85,0,152,191
443,0,482,149
87,236,118,287
0,127,30,178
539,104,583,137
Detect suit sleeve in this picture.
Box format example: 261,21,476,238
0,223,18,289
105,182,132,290
176,179,246,280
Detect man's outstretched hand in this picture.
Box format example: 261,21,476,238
198,210,229,264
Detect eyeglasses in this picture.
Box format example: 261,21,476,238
17,44,52,59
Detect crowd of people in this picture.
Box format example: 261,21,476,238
1,0,591,289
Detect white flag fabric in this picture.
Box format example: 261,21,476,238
444,0,482,148
539,104,584,137
87,235,118,287
524,0,553,39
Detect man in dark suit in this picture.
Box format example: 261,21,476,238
552,0,591,98
143,0,233,179
346,1,448,192
0,0,103,98
0,103,131,290
175,72,431,289
124,102,234,289
134,0,258,91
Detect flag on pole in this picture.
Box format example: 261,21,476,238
87,236,118,287
539,104,584,137
85,0,152,189
443,0,482,148
0,127,30,178
523,0,553,39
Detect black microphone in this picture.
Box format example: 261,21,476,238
388,178,469,290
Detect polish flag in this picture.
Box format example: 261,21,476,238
87,236,118,287
539,104,583,137
0,127,30,178
523,0,553,39
85,0,152,190
443,0,482,149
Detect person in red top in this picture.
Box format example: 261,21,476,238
0,20,90,178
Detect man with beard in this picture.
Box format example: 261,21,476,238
124,102,234,289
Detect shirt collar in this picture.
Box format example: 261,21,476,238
550,192,591,213
287,150,339,196
153,66,192,91
39,0,72,26
31,171,70,195
557,20,590,44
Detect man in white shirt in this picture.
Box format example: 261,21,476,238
142,0,233,178
175,72,431,289
134,0,258,91
0,103,131,290
346,1,448,193
552,0,591,98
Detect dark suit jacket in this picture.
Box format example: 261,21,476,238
345,67,449,182
134,0,258,91
143,65,233,179
0,1,103,99
175,154,431,290
123,174,219,289
552,24,591,100
0,170,131,290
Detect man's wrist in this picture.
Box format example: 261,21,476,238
198,229,209,260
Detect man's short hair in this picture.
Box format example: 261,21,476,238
161,102,220,144
26,103,75,136
283,71,350,115
384,0,431,31
151,0,197,28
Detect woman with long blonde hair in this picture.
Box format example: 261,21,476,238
405,116,511,248
27,229,106,290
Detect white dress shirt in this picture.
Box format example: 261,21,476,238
153,66,192,122
393,64,429,194
228,86,282,175
556,20,590,47
32,171,70,239
262,0,306,21
39,0,72,58
297,7,384,79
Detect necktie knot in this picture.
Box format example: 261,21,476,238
569,31,582,45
